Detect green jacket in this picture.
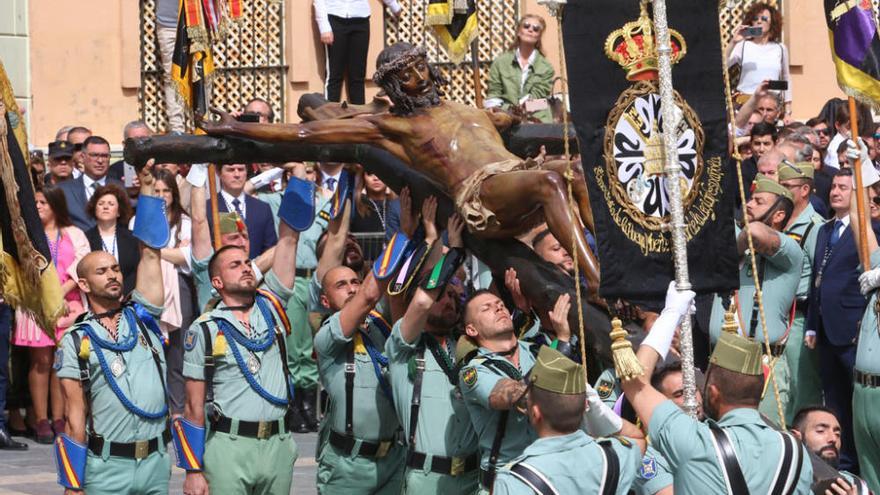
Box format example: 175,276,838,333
487,50,555,123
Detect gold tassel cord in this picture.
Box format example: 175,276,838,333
552,8,597,381
720,23,785,428
610,317,645,381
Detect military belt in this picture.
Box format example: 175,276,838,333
406,451,479,476
329,430,395,458
211,414,287,439
854,369,880,388
88,429,171,459
295,268,313,279
768,343,785,357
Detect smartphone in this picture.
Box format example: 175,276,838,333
123,162,136,187
767,80,788,91
743,26,763,38
524,98,549,113
237,112,261,123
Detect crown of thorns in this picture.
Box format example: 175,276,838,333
372,46,429,85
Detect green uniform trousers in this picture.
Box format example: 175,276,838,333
84,450,170,494
402,465,479,494
316,441,405,494
783,313,822,424
286,276,319,389
204,431,299,495
759,354,791,427
853,383,880,493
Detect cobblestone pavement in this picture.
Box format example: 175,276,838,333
0,432,318,494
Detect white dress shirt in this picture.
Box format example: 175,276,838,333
83,174,107,202
313,0,402,34
220,189,248,220
321,171,342,193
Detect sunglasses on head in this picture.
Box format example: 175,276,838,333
522,21,542,33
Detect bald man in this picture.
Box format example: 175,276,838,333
54,165,170,494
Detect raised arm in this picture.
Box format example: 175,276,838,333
200,108,385,145
737,221,781,256
338,271,392,338
272,221,300,290
134,162,164,307
189,171,213,262
316,198,352,283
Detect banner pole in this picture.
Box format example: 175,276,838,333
848,97,871,269
207,164,222,250
471,38,483,108
650,0,699,418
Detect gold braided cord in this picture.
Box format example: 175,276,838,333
553,10,589,378
720,22,785,428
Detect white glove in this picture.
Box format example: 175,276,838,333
249,167,284,190
859,268,880,295
186,163,209,188
581,384,623,438
641,281,696,359
847,139,880,187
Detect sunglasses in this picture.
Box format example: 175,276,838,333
873,134,880,140
873,196,880,206
522,21,542,33
754,15,770,22
815,128,830,136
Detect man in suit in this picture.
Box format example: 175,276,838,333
207,163,277,258
57,135,124,231
806,167,875,473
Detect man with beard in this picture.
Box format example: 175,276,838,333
708,175,802,426
621,285,812,494
792,406,868,494
178,183,302,495
386,213,481,493
55,164,169,493
492,346,642,495
313,257,404,493
200,41,602,298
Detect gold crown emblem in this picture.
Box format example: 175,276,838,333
604,1,687,81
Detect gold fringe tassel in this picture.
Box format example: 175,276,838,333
610,317,644,381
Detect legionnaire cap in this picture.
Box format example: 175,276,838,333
752,173,794,201
218,212,246,235
777,160,814,181
709,332,763,376
48,140,73,159
529,346,586,394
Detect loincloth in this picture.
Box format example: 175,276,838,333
454,157,542,232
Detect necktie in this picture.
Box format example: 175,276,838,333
325,178,336,192
829,219,843,248
232,198,244,219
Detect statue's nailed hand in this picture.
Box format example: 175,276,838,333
198,107,237,134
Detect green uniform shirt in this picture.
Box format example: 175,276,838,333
458,342,538,471
633,445,674,495
257,190,329,270
648,401,813,494
785,204,824,299
385,321,478,458
709,229,803,344
314,312,400,441
57,291,166,443
493,431,641,495
486,50,555,124
182,271,293,422
856,248,880,374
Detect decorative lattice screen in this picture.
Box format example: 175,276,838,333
139,0,286,132
383,0,520,106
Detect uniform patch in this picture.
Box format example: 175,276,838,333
53,347,64,371
596,379,614,400
640,456,657,479
461,366,478,388
184,329,198,351
319,210,331,221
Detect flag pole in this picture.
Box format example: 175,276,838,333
848,97,871,269
650,0,699,418
470,36,483,108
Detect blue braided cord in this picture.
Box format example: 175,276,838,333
217,296,276,352
83,324,168,420
217,319,289,407
83,307,139,352
132,303,166,347
358,330,393,401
